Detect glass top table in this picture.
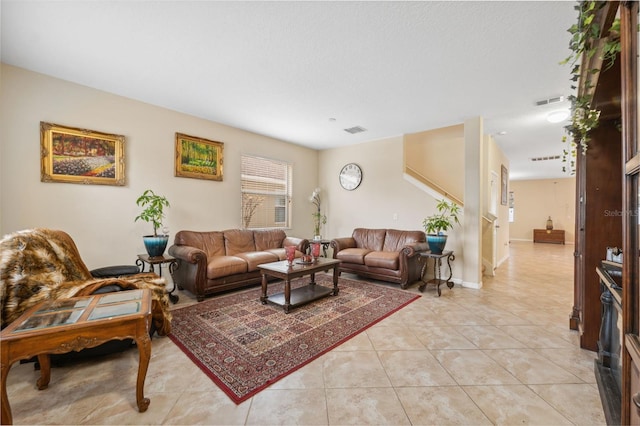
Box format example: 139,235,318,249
1,289,152,425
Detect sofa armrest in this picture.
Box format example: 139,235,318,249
284,237,309,254
168,244,208,302
168,245,207,264
330,237,356,258
400,242,429,258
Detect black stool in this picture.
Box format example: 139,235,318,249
90,265,140,278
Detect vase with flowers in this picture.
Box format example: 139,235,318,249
309,187,327,240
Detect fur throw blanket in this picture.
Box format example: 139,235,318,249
0,228,172,334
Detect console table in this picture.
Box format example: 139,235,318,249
1,289,152,425
533,229,565,244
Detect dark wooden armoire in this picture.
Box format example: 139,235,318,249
570,2,638,424
570,58,623,353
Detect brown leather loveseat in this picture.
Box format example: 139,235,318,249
168,229,309,301
330,228,428,288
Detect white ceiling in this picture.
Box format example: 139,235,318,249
0,0,578,181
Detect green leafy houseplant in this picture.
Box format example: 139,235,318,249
135,189,170,237
560,0,622,174
422,199,461,235
422,199,461,254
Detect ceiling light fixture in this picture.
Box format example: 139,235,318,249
546,110,570,123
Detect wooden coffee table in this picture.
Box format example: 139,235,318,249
1,289,152,425
259,257,341,313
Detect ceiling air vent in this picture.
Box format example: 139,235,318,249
344,126,367,134
530,155,561,162
535,96,565,107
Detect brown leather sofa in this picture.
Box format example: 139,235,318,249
330,228,428,288
168,229,309,301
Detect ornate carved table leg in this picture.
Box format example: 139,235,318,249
135,322,152,413
135,257,145,273
418,256,428,292
446,253,455,289
332,265,340,296
36,354,51,390
1,351,13,425
435,258,442,296
167,259,180,304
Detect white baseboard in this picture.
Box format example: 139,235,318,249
462,280,483,289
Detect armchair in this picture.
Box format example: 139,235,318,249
0,228,172,336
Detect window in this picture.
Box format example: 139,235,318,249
241,155,292,229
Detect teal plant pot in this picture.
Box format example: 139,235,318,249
143,235,169,257
426,234,448,254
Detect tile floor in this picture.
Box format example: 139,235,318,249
5,241,606,425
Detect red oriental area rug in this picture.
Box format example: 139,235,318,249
168,274,420,404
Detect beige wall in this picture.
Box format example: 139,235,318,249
404,124,464,203
509,178,576,243
0,64,319,269
318,136,465,282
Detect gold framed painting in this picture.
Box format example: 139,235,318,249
175,132,224,181
40,122,125,186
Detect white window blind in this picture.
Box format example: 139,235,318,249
241,155,292,229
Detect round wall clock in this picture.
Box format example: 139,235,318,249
339,163,363,191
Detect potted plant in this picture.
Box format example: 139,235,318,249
422,198,461,254
135,189,170,257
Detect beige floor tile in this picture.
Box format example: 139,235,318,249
484,348,583,384
462,384,573,425
365,324,426,350
410,325,477,349
432,349,520,385
329,329,374,351
246,388,328,425
268,356,325,389
454,324,527,349
322,351,391,388
326,388,410,425
162,390,251,425
79,391,179,425
535,347,599,383
378,350,457,386
499,324,577,348
395,386,493,425
528,383,607,425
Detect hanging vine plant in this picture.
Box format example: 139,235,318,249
560,0,621,174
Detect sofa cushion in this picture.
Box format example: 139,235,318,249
207,256,248,279
223,229,256,255
336,247,371,265
364,251,399,269
254,230,287,251
174,230,226,257
383,229,425,252
352,228,386,251
236,251,279,271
